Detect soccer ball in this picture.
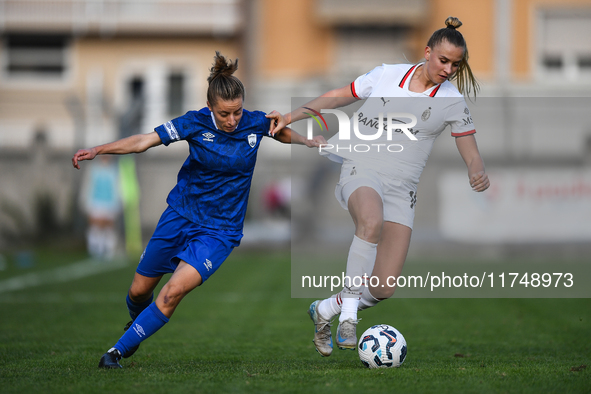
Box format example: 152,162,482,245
358,324,407,368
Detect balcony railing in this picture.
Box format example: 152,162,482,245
0,0,242,35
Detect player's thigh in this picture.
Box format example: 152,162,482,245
347,186,384,240
129,272,163,301
167,260,203,292
371,221,412,282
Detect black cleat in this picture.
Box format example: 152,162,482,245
122,320,140,358
98,348,122,369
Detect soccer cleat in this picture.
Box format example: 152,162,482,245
308,300,333,357
336,318,359,350
122,320,140,358
98,348,122,369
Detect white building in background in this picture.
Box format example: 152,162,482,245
0,0,243,149
0,0,245,238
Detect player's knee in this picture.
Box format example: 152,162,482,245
159,282,188,307
128,285,152,303
128,274,161,302
356,216,383,243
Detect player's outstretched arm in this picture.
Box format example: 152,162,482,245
266,85,357,136
72,132,162,169
455,134,490,192
273,127,327,148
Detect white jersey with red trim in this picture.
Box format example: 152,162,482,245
320,63,476,185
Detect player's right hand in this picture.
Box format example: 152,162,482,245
72,148,97,169
266,110,288,136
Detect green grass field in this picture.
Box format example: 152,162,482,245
0,248,589,393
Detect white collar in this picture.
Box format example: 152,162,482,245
210,112,219,130
404,63,442,97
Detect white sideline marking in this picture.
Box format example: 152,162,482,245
0,258,128,294
0,292,123,303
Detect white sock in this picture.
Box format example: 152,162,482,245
103,228,117,260
343,235,377,294
340,235,377,320
359,286,381,311
318,293,342,320
87,226,101,258
339,297,360,322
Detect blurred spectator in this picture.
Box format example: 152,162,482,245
263,178,291,219
80,156,122,260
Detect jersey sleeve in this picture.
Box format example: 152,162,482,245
447,99,476,137
351,65,386,99
259,111,273,137
154,112,197,146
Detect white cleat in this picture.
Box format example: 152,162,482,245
336,318,359,350
308,300,333,357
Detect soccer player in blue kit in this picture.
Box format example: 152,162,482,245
72,52,325,369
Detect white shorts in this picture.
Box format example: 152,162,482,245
335,160,418,230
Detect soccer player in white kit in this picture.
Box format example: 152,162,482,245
267,17,490,356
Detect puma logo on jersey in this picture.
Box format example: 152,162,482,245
202,132,215,142
381,97,390,106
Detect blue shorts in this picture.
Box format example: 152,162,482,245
136,206,242,283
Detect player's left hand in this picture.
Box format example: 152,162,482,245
470,171,489,192
305,135,328,148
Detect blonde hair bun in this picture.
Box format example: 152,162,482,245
445,16,462,30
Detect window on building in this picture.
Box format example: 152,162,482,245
4,34,70,79
542,54,563,71
167,72,185,117
119,76,145,138
335,26,410,82
578,55,591,70
538,11,591,80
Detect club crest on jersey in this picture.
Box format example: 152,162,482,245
421,107,431,121
248,133,257,148
202,132,215,142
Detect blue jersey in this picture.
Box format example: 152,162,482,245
154,107,271,233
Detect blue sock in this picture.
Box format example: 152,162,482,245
127,293,153,321
114,303,169,356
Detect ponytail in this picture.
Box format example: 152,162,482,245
206,51,245,105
